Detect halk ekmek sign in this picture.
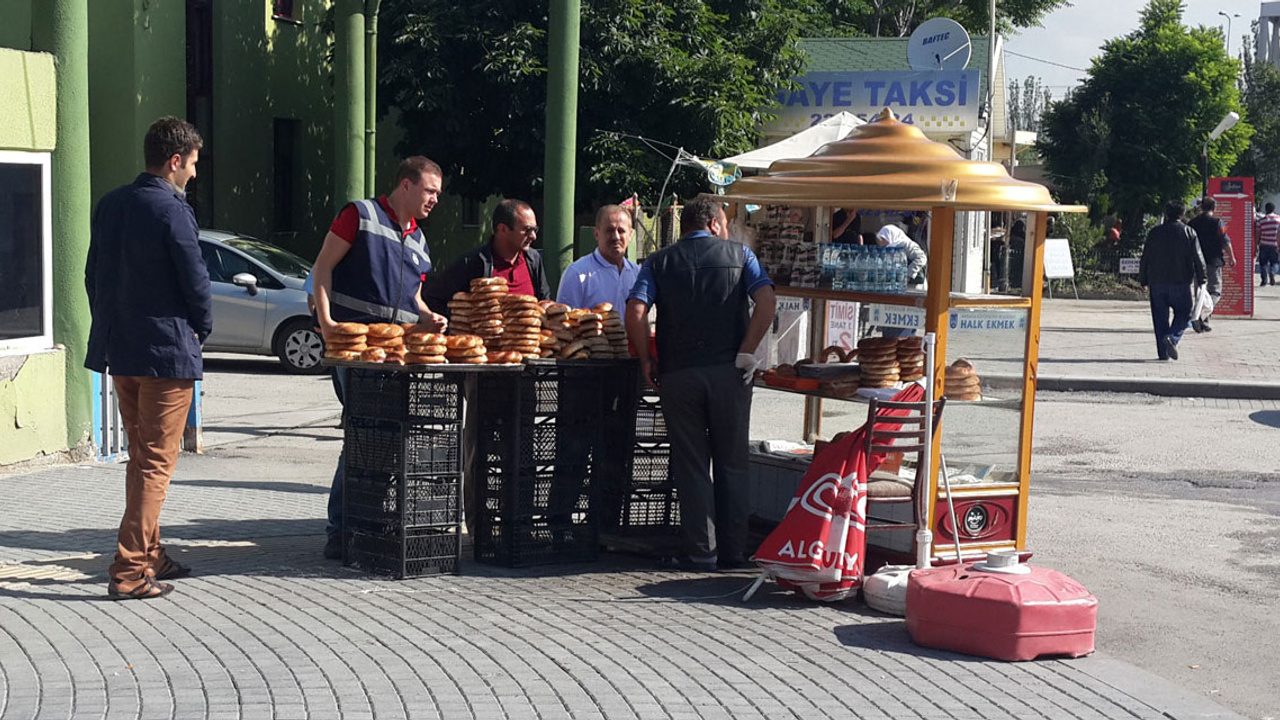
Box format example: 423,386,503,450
764,70,982,136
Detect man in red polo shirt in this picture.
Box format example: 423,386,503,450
423,199,551,314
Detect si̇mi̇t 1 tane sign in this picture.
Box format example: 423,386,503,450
764,70,982,136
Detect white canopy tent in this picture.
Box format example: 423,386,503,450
724,112,865,170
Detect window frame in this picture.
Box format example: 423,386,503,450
0,150,54,357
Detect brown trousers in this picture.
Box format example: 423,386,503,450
108,376,194,590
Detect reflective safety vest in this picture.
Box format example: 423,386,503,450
330,199,432,324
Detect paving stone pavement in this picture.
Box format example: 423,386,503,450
0,461,1243,720
1033,289,1280,384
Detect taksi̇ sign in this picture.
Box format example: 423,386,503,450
765,70,982,136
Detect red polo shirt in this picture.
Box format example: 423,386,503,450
492,250,536,297
329,196,417,242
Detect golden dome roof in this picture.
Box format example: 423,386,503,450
717,109,1085,213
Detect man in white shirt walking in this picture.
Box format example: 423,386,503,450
557,205,641,309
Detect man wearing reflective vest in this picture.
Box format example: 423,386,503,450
626,197,777,571
1256,202,1280,287
311,156,449,559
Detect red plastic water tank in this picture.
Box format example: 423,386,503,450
905,558,1097,661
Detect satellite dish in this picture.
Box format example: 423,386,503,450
907,18,972,71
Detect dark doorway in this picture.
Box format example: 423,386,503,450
273,118,299,236
186,0,214,227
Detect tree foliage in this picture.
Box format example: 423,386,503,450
1037,0,1251,225
1231,46,1280,195
380,0,1071,212
381,0,811,211
1007,75,1052,133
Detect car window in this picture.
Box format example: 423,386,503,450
216,248,283,290
222,238,312,279
200,242,226,282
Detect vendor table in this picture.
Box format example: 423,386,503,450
324,358,672,576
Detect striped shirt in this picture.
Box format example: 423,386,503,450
1259,213,1280,248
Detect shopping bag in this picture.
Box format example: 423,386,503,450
1192,283,1214,321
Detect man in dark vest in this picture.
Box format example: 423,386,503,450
86,116,212,599
311,156,449,559
625,197,777,571
1139,200,1206,361
1187,197,1236,331
422,199,552,315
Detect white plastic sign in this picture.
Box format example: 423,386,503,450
1043,238,1075,280
1119,258,1140,275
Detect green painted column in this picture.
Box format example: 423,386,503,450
334,0,365,210
32,0,93,449
543,0,581,293
365,0,381,197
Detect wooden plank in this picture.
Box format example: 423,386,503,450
947,295,1033,308
923,207,955,539
1015,212,1049,549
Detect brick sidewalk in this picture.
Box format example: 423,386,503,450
1036,289,1280,383
0,459,1241,719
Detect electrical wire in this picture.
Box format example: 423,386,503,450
1005,49,1089,72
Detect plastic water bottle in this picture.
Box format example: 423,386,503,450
874,247,888,293
893,249,907,293
846,246,861,291
853,246,868,292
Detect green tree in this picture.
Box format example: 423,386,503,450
1038,0,1251,227
381,0,809,211
1007,75,1052,133
380,0,1072,213
1231,47,1280,195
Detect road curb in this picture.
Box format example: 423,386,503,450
1065,654,1247,719
985,373,1280,400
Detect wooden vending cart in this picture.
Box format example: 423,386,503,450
719,109,1085,564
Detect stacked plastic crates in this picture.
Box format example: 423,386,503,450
472,361,614,567
342,368,464,578
599,376,681,552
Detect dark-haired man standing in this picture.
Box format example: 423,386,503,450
311,156,450,559
626,197,776,571
1187,197,1236,331
86,117,212,600
1139,201,1206,361
423,199,552,315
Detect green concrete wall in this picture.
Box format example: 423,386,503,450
0,48,55,151
87,0,187,204
212,1,334,257
0,352,68,466
0,0,32,50
0,46,63,465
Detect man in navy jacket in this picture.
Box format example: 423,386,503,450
85,117,211,600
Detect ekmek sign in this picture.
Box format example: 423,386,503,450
764,70,981,136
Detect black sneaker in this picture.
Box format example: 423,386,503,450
1163,336,1179,361
323,535,342,560
1191,320,1204,334
1201,321,1213,332
659,555,718,572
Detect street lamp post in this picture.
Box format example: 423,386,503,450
1203,111,1241,200
1218,11,1241,55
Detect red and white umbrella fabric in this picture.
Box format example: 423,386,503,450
750,384,926,602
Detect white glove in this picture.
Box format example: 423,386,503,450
735,352,759,386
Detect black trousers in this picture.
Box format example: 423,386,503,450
658,364,752,561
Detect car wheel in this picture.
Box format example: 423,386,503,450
275,318,326,374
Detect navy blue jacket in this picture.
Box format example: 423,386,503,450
85,173,213,379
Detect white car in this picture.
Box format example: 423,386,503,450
198,230,324,374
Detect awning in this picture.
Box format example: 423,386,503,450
724,112,866,170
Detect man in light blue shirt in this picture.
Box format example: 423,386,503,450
557,205,641,309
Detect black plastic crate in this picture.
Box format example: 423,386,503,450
630,441,672,487
344,526,460,579
634,392,666,440
344,470,461,533
346,369,463,424
345,417,459,475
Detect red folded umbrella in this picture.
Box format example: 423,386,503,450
751,384,926,601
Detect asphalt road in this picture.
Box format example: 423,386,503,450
200,357,1280,719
